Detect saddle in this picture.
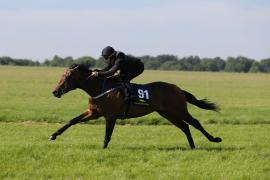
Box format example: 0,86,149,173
96,80,151,119
101,81,151,106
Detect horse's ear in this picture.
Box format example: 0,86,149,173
70,65,79,71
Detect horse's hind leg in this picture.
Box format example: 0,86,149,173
158,111,195,149
184,113,222,143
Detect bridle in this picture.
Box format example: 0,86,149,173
59,65,80,94
60,70,72,94
60,65,121,97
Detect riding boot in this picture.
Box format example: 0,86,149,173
124,82,137,101
123,82,135,119
123,86,130,101
123,98,131,119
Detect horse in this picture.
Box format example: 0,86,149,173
50,64,222,149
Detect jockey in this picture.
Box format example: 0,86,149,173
91,46,144,101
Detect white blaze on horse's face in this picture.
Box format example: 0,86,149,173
52,66,79,98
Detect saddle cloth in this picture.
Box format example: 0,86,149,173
130,83,151,106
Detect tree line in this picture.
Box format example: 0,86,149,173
1,55,270,73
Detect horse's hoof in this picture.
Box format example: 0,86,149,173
213,137,222,143
49,135,56,141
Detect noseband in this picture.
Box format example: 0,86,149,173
60,70,72,94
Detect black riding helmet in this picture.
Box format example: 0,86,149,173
101,46,116,59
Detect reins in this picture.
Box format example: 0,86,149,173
86,72,123,100
91,86,122,100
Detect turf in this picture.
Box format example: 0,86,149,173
0,123,269,179
1,66,269,179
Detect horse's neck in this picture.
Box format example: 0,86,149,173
79,78,103,97
79,78,117,97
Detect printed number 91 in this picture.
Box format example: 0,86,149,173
138,89,149,99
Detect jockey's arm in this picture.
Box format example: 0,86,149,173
97,59,121,78
98,64,111,72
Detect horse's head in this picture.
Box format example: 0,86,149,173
52,64,91,98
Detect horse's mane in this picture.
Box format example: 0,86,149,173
69,64,91,73
69,64,120,83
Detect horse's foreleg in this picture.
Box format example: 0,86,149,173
103,116,117,149
49,110,100,141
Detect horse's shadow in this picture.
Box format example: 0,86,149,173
158,146,245,152
122,146,244,152
194,146,244,152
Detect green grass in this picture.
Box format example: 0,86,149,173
1,66,269,179
0,66,270,124
0,123,269,179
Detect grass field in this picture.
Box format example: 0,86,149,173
0,123,269,179
0,66,270,124
0,66,270,179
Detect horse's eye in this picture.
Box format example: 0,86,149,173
66,75,71,80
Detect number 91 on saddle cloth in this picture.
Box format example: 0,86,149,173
131,84,151,106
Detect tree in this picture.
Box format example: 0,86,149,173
180,56,201,71
156,55,178,64
213,57,226,71
225,56,253,72
140,55,155,64
63,56,74,67
1,54,269,73
159,61,182,70
95,57,106,68
144,60,160,70
0,57,13,65
260,58,270,72
200,58,219,72
249,61,262,73
0,56,39,66
75,56,96,68
49,55,65,66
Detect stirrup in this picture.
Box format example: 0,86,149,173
123,85,130,100
123,99,131,119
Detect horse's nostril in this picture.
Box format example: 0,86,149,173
52,90,59,97
52,90,62,98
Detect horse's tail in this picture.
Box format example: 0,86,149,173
182,90,220,112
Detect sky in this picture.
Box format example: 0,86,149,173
0,0,270,61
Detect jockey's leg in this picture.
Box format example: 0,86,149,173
121,81,131,119
123,98,131,119
121,64,144,118
124,82,136,100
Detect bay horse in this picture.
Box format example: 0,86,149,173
50,64,222,149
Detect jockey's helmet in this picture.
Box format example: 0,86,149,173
102,46,116,59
